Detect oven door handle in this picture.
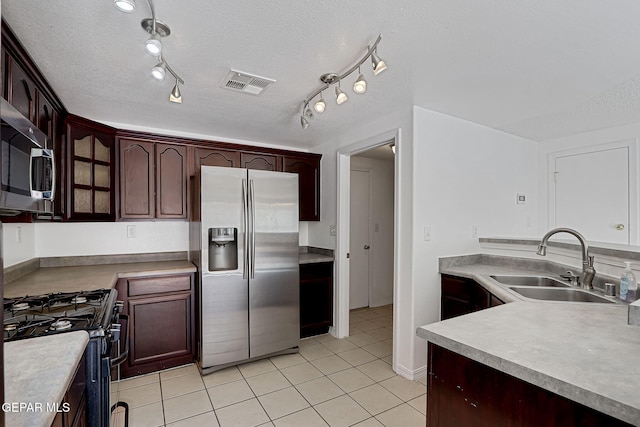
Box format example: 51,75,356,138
110,314,129,368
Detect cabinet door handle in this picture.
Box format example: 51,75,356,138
364,245,370,250
616,224,625,230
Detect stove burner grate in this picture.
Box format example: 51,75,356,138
50,319,73,331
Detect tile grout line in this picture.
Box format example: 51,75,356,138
113,305,426,427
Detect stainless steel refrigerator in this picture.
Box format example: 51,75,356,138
190,166,299,374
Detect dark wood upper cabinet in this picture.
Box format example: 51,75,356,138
156,143,187,219
194,147,239,171
7,57,35,122
120,139,155,219
283,154,321,221
66,115,116,221
36,89,55,147
240,152,281,171
118,138,188,220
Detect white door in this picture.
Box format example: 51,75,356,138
554,147,629,244
350,169,371,309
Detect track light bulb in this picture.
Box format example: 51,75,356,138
114,0,136,12
150,61,166,81
145,33,162,56
314,98,326,113
300,116,310,130
170,81,182,103
335,85,348,105
371,51,387,75
304,107,314,119
353,74,367,93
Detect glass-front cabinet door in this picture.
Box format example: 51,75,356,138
65,115,116,221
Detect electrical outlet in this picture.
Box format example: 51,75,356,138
424,226,431,241
329,225,336,236
472,225,478,238
126,225,136,238
16,226,22,244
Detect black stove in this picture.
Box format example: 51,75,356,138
3,289,115,341
3,288,124,427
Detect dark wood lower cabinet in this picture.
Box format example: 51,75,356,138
427,343,632,427
51,354,87,427
115,273,195,378
300,262,333,338
441,274,503,320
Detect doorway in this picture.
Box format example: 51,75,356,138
334,128,400,369
349,168,372,309
548,140,638,245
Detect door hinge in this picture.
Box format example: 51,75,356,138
553,171,559,182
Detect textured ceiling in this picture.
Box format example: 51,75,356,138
3,1,640,149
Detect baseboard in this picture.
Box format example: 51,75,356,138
395,362,428,381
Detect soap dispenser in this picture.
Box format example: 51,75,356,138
620,262,637,302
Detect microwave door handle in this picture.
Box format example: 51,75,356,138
29,148,35,198
29,148,55,201
48,148,56,201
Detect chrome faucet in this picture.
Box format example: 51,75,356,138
536,227,595,290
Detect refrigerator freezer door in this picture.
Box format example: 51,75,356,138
248,169,300,358
199,166,249,369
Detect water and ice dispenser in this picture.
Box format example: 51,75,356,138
208,227,238,271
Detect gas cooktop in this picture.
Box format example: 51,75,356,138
3,289,115,341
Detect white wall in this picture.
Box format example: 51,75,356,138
2,223,36,267
350,156,394,307
1,220,309,267
308,107,414,378
411,106,538,372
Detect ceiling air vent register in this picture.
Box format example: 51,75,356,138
221,70,276,96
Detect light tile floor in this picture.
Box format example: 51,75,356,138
111,305,427,427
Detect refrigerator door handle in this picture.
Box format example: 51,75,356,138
242,178,249,280
249,179,256,279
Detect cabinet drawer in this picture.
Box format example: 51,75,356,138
127,275,191,297
300,262,333,281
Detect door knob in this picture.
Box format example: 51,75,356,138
364,245,370,250
616,224,625,230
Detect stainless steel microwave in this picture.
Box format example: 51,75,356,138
0,98,55,215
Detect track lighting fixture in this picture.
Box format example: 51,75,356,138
314,93,326,113
170,79,182,103
335,81,348,105
299,34,387,129
353,67,367,94
145,33,162,56
304,106,314,119
114,0,185,103
114,0,136,12
300,115,310,130
150,60,166,81
371,49,387,75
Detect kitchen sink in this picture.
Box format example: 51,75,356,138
509,287,614,303
490,275,570,288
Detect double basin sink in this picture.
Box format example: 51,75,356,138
490,275,615,304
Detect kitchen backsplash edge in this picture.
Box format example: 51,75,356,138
4,247,334,284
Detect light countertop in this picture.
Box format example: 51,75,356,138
4,260,196,297
4,331,89,427
417,257,640,425
299,252,334,264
